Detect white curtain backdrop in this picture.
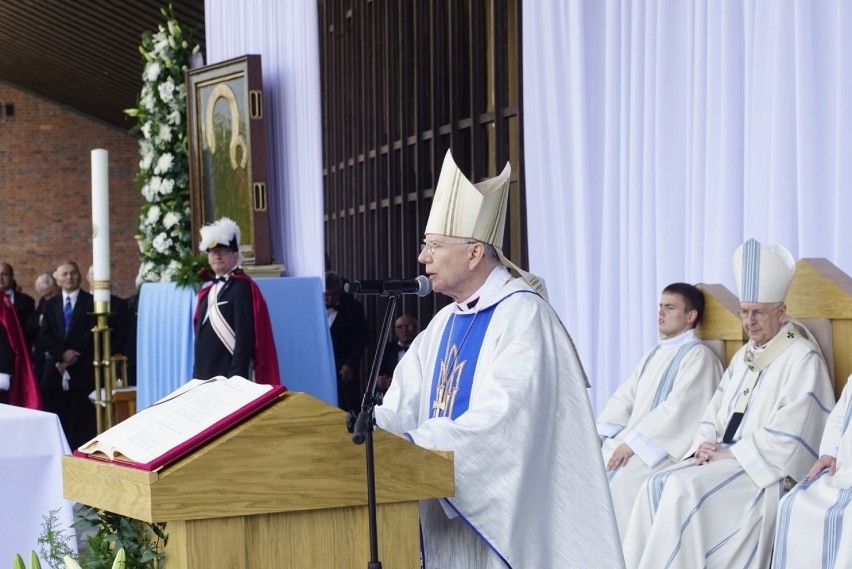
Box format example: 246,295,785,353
523,0,852,413
205,0,324,278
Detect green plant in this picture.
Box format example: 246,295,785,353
170,251,212,289
73,507,166,569
63,548,125,569
12,551,42,569
37,509,76,569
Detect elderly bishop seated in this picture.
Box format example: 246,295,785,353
622,239,836,569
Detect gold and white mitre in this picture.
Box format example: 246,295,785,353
425,150,548,299
732,238,795,303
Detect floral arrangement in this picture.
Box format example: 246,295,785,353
125,4,205,288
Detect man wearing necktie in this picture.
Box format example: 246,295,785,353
36,260,95,449
377,314,419,393
192,217,280,385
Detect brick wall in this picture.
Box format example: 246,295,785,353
0,81,142,299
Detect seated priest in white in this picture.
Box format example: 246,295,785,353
622,239,836,569
772,378,852,568
598,282,722,539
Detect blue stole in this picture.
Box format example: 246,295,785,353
430,304,499,419
640,341,702,410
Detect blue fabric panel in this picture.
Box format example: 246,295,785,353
255,276,338,407
136,282,197,410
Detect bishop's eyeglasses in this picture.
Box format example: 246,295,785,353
420,240,477,257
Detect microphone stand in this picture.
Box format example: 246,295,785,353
348,291,399,569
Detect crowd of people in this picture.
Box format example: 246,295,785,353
6,149,852,567
0,260,138,448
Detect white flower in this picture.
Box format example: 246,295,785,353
167,110,182,126
147,205,161,224
158,78,176,104
154,153,173,174
144,61,161,82
162,211,180,229
136,261,153,287
141,91,156,113
152,233,173,254
154,33,170,56
139,152,154,172
141,183,156,202
141,121,152,139
159,178,175,195
161,259,182,282
156,124,173,144
149,176,162,193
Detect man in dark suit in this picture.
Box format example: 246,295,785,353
0,262,38,350
37,260,95,449
32,272,61,382
377,314,420,393
192,217,280,385
325,271,368,413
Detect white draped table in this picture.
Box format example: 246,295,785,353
0,404,76,563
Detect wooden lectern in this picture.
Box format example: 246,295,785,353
63,392,454,568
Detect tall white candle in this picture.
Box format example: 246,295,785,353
91,149,111,306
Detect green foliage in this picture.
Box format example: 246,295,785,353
171,252,212,289
73,507,166,569
16,506,164,568
37,509,75,569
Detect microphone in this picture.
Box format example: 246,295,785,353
344,275,432,297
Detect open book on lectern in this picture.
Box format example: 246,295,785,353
73,376,287,471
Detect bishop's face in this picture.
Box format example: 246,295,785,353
739,302,786,347
418,233,477,303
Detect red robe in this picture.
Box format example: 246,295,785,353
1,294,42,409
193,272,283,387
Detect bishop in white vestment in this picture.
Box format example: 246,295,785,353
773,378,852,569
375,150,624,568
622,239,835,569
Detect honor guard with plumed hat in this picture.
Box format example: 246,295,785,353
192,217,281,386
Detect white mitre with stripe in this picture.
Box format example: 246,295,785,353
425,150,548,299
732,238,796,303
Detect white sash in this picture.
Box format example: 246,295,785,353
208,283,236,355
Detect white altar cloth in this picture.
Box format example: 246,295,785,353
0,404,76,563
